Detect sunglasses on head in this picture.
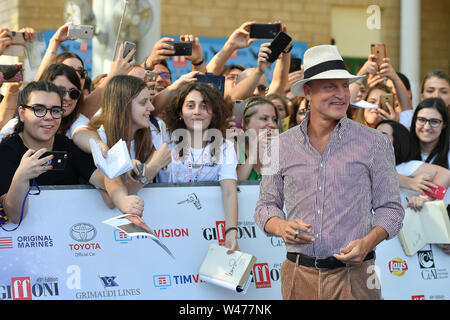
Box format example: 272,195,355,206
58,86,82,100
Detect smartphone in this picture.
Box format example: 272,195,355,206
289,57,302,73
40,151,68,171
144,70,158,82
380,93,394,112
370,43,386,66
249,23,281,39
233,100,245,129
122,41,136,61
67,24,94,40
267,31,292,63
424,182,447,200
195,73,225,96
164,41,192,56
0,64,23,82
3,31,25,56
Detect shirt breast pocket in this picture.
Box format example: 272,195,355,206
334,162,369,200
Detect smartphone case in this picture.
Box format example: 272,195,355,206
267,31,292,63
0,65,23,82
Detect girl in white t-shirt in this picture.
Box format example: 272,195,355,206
410,98,449,170
161,82,239,252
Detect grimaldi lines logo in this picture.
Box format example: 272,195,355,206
69,222,101,256
0,276,59,300
202,221,257,246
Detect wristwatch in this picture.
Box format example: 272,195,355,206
133,163,150,185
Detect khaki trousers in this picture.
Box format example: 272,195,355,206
280,257,382,300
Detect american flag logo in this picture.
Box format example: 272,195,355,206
0,236,13,249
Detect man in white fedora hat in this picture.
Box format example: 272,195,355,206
254,45,404,300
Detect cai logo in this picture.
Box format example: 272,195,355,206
153,275,171,290
388,257,408,276
253,263,271,289
418,249,435,269
99,276,119,288
70,223,97,242
412,295,426,300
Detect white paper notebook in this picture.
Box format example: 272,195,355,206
199,244,256,294
399,200,450,256
102,214,174,259
89,138,133,179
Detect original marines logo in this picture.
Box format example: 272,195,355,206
68,223,101,256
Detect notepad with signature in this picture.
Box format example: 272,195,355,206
399,200,450,256
199,243,256,294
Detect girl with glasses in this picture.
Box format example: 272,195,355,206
0,81,106,225
410,98,449,169
0,64,83,142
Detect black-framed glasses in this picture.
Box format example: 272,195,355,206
75,68,88,79
416,116,444,128
22,104,65,119
58,86,82,100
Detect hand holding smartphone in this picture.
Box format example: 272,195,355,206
3,31,25,56
163,41,192,56
232,100,245,129
0,64,23,83
249,24,281,39
122,41,136,62
39,151,68,170
370,43,386,66
424,182,447,200
380,93,394,112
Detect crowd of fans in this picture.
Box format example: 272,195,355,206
0,21,449,253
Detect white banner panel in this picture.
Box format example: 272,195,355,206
0,183,449,300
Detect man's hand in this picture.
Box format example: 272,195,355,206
276,218,314,245
333,238,372,264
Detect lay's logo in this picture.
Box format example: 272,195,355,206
389,257,408,276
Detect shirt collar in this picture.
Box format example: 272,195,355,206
298,110,349,142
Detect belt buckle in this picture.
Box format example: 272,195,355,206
314,257,327,270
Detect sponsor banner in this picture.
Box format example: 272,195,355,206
0,184,449,300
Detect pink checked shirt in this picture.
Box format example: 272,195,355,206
254,113,404,258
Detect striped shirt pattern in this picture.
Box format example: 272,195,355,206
254,114,405,258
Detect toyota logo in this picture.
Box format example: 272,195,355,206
70,223,97,242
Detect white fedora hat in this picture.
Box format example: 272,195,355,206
291,45,365,97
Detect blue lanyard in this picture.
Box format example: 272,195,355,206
0,179,40,232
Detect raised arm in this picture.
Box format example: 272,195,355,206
0,83,21,130
34,23,76,81
206,21,256,75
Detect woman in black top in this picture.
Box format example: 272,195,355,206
0,81,105,224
